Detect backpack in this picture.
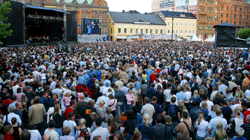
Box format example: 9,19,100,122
168,104,177,120
35,87,44,97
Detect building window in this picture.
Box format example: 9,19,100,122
240,8,242,12
141,29,143,34
193,29,195,34
239,14,242,19
199,6,205,11
221,20,223,23
221,6,224,10
215,16,219,21
226,13,228,18
136,28,138,33
246,22,248,26
180,29,183,34
167,29,170,35
176,21,179,26
124,28,127,33
181,22,183,27
239,21,241,26
189,29,191,34
207,0,213,4
221,13,223,18
234,14,237,19
235,7,237,12
189,22,191,27
215,1,218,5
234,21,236,25
185,22,188,27
200,0,206,3
168,20,171,26
150,29,153,34
193,22,195,27
118,28,121,33
176,29,178,35
227,6,229,10
156,29,158,34
130,28,133,33
248,8,249,13
215,8,219,13
146,29,148,34
247,15,249,20
185,29,187,34
230,13,232,19
160,29,163,34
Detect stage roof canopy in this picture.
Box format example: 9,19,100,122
25,5,65,13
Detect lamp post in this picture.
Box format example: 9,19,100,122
171,7,174,42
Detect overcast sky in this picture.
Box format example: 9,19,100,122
105,0,153,13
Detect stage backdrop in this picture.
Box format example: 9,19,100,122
81,18,100,35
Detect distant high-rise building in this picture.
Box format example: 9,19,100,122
152,0,188,12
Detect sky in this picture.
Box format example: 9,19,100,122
105,0,153,13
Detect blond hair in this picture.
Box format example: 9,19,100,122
65,92,71,97
201,102,208,109
197,111,204,125
216,122,226,139
143,114,150,127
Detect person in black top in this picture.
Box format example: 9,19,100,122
12,117,21,140
0,98,8,115
81,100,97,128
153,85,164,107
92,86,102,102
123,110,136,140
53,104,63,136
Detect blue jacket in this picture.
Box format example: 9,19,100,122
138,123,152,139
146,88,156,100
40,96,52,111
78,76,86,85
150,123,165,140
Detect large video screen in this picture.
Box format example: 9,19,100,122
82,18,99,35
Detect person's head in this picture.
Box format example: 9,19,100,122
9,106,15,113
131,131,142,140
143,114,150,127
12,95,17,101
63,126,71,136
114,131,125,140
43,134,51,140
110,122,118,134
96,118,102,127
90,112,98,120
27,121,35,130
155,114,164,124
65,92,71,97
171,96,176,104
70,100,76,108
201,101,207,109
34,97,40,104
4,125,13,134
16,102,22,110
236,127,245,137
197,111,204,125
191,101,198,107
99,100,105,107
93,135,102,140
68,112,75,120
11,117,17,125
20,130,31,140
182,109,189,119
108,94,114,99
79,118,86,127
48,120,55,129
152,96,157,104
17,87,22,93
144,97,150,104
216,109,222,116
246,115,250,123
164,115,172,125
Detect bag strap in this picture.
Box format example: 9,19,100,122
109,99,116,107
183,121,191,135
5,114,8,124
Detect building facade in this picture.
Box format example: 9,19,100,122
108,11,166,41
196,0,250,38
152,0,189,12
155,11,197,38
17,0,109,35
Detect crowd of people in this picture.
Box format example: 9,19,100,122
0,41,250,140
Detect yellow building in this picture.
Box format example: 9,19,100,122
155,11,197,38
108,11,166,41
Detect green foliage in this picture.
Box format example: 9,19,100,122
0,2,13,45
238,28,250,39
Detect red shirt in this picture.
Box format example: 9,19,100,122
3,134,14,140
76,85,84,92
65,107,74,120
243,109,250,124
2,99,13,107
150,74,157,83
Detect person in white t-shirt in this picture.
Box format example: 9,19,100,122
44,120,59,140
194,112,208,139
200,94,214,115
63,112,80,137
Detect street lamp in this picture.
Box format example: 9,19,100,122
171,7,174,42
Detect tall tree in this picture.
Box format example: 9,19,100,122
0,2,13,45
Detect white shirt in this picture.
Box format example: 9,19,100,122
210,90,218,101
141,103,155,123
218,84,228,96
195,120,208,138
180,79,187,86
3,113,22,126
12,85,20,96
208,116,228,136
50,81,57,90
44,129,59,140
96,95,110,108
200,100,214,115
63,120,77,137
164,89,171,102
103,87,115,96
90,127,109,140
28,130,42,140
231,104,241,113
184,91,192,103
